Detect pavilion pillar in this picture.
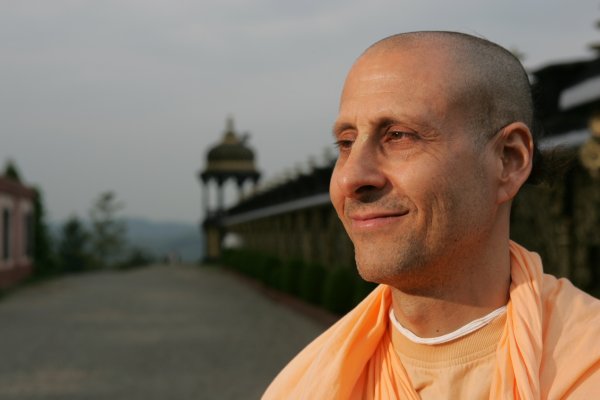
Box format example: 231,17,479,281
217,180,225,213
236,177,245,201
201,181,209,216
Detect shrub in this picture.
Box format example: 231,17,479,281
267,261,283,290
299,262,327,305
280,259,304,296
241,251,262,278
221,249,245,271
220,249,235,267
353,277,378,306
221,249,253,273
221,249,285,289
258,255,280,287
322,266,357,315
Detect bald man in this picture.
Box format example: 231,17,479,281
263,32,600,399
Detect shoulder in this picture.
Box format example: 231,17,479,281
541,274,600,331
263,285,392,399
540,274,600,398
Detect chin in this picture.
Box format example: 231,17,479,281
353,243,429,287
355,254,409,286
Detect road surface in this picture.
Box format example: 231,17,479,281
0,265,327,399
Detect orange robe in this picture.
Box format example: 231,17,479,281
263,242,600,399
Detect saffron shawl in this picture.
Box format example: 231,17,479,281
263,242,600,399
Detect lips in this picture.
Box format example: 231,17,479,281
347,210,409,230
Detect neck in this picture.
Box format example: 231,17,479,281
390,236,511,338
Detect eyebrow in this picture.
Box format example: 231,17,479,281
332,117,402,138
331,122,355,138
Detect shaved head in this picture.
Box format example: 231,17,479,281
363,31,534,146
331,30,538,290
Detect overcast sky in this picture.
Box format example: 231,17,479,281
2,0,599,224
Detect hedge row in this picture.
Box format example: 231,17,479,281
220,249,377,315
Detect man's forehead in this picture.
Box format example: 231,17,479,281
345,45,460,90
335,45,470,134
340,48,460,108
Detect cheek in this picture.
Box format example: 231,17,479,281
399,159,467,225
329,170,344,215
394,160,449,203
434,162,494,225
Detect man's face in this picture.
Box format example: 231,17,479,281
330,47,498,289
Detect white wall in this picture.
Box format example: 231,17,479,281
0,193,14,269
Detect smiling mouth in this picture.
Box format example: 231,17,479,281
348,211,409,229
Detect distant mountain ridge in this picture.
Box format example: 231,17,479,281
50,217,203,263
124,217,203,263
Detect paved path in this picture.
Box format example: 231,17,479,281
0,265,327,399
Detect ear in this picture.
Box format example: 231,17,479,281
494,122,533,204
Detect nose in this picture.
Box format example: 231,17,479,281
332,143,387,200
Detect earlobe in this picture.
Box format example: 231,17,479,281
495,122,533,204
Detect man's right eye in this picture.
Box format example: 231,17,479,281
334,139,354,150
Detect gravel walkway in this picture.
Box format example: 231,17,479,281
0,265,327,399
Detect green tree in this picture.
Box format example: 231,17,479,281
118,247,155,270
89,191,127,268
58,216,92,273
32,187,57,277
3,159,22,182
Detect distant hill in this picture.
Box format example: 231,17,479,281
124,218,203,263
50,217,203,263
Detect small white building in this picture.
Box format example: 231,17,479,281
0,176,35,288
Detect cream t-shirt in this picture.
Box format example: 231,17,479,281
390,312,506,399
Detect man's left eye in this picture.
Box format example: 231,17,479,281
387,131,412,140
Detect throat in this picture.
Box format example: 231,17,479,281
390,284,510,338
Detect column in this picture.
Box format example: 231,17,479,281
202,181,209,216
217,180,224,213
